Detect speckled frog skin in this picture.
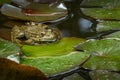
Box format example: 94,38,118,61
11,22,61,45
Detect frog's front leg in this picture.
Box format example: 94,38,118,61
24,39,37,45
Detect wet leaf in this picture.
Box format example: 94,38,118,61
89,70,120,80
12,0,58,4
21,52,89,75
75,38,120,71
103,31,120,38
21,38,90,75
96,21,120,32
1,3,67,22
63,73,84,80
81,8,120,20
0,58,48,80
22,38,85,57
0,38,20,57
81,0,120,8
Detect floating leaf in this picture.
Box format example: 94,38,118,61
89,70,120,80
21,38,85,57
21,38,90,75
1,3,67,22
63,73,84,80
81,8,120,20
97,21,120,32
75,38,120,71
81,0,120,8
21,52,89,75
0,38,20,58
103,31,120,38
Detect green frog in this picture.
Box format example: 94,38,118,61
11,22,61,45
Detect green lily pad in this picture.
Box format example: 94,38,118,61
21,52,89,75
103,31,120,38
0,38,20,57
96,21,120,32
75,38,120,71
21,38,85,57
81,0,120,8
81,8,120,20
21,38,90,75
90,70,120,80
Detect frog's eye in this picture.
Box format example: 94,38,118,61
17,34,28,41
41,32,46,37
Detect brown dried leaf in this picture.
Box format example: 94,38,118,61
0,58,48,80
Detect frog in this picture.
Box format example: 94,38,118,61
11,22,61,45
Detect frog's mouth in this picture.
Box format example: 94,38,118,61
16,34,58,45
17,34,28,41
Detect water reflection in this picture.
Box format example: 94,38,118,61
55,0,98,38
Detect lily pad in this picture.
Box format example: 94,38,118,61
103,31,120,38
21,52,89,75
1,3,67,22
96,21,120,32
81,0,120,8
21,38,90,75
63,73,84,80
81,8,120,20
0,38,20,57
21,38,85,57
89,70,120,80
75,38,120,71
